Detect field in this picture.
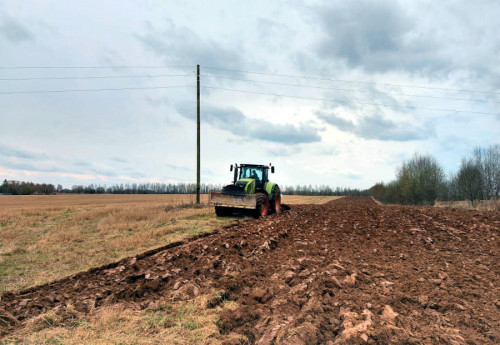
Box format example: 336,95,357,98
0,194,339,293
1,195,499,344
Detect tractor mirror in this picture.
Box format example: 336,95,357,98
271,166,275,173
230,164,233,171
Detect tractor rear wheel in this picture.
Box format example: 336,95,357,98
272,187,281,214
254,194,269,218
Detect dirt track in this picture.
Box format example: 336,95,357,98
1,197,499,344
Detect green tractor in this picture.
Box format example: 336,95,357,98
209,163,281,218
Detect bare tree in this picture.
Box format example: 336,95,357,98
396,154,445,205
472,145,500,199
457,158,482,204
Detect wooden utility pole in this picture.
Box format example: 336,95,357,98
196,64,201,204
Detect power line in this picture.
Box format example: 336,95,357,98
201,74,500,104
0,74,194,81
0,85,194,95
0,65,193,69
202,66,500,96
202,86,500,116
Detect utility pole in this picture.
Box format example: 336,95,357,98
196,64,201,204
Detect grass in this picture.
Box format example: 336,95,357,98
2,292,245,344
435,199,500,211
0,194,232,292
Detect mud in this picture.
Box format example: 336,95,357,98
1,197,499,344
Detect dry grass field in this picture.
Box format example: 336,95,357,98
281,195,342,204
0,194,221,292
435,199,500,211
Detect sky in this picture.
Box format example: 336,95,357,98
1,0,499,189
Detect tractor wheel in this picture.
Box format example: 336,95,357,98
215,206,230,217
272,187,281,214
254,195,269,218
273,194,281,214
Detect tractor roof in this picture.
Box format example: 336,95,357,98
239,164,271,169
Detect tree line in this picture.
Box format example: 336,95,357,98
369,145,500,205
281,185,367,196
1,180,56,195
69,182,222,194
1,179,366,196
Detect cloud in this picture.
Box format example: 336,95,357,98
1,160,70,174
176,103,323,144
73,160,91,167
0,14,34,43
110,156,129,164
267,146,302,157
0,143,121,177
0,144,48,160
136,19,244,68
307,0,500,85
316,110,433,141
165,164,190,172
312,0,444,74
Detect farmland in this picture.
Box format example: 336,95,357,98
1,196,499,344
0,194,339,292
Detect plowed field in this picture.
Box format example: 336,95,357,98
1,197,499,344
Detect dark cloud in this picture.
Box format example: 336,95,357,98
316,110,433,141
136,20,244,68
0,15,34,43
176,103,322,144
311,0,444,74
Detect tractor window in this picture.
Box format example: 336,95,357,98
240,167,263,182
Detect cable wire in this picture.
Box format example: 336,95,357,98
0,85,194,95
202,86,500,116
0,74,194,81
201,74,500,104
0,65,193,69
202,66,500,96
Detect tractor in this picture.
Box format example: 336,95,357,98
209,163,281,218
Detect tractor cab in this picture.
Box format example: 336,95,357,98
237,164,273,187
230,163,275,190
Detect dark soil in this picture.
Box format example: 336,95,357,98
1,197,499,344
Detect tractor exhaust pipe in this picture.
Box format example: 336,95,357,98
231,163,239,184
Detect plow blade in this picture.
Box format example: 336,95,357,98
209,192,257,209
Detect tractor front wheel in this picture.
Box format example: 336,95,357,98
254,195,269,218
